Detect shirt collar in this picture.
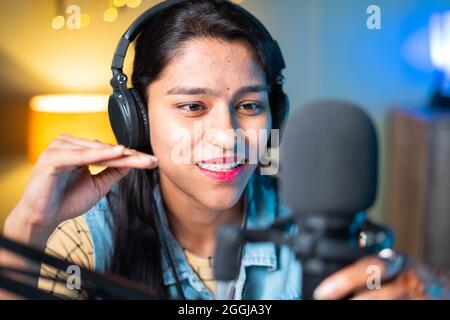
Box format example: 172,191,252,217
153,171,279,286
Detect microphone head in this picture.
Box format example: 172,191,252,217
293,100,378,216
213,224,243,281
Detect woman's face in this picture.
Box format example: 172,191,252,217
147,38,271,210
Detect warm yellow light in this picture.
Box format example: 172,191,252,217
126,0,142,9
52,16,65,30
103,7,119,22
30,94,109,113
80,13,91,29
113,0,127,7
28,95,117,164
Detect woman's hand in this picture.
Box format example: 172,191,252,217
313,255,449,300
0,134,157,299
3,134,158,247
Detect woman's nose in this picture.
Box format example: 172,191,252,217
205,104,237,149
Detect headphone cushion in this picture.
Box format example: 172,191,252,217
108,92,135,148
270,87,290,130
267,88,289,149
129,88,150,151
280,93,290,132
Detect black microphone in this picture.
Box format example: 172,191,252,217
213,224,244,282
214,100,393,300
289,100,380,299
293,100,377,215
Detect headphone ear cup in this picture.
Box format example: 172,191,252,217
279,92,290,138
108,92,134,149
268,87,290,149
129,88,151,152
108,87,143,150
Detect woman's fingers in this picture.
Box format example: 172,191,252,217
51,134,156,169
93,153,158,169
351,282,407,300
351,267,426,300
40,145,127,173
91,167,131,198
46,137,86,151
55,134,113,149
313,256,386,300
39,137,158,174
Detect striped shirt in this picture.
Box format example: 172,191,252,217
38,216,217,299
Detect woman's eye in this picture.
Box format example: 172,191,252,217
178,103,206,113
237,103,263,115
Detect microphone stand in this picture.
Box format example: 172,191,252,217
0,236,161,300
214,210,395,300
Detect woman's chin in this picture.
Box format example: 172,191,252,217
159,163,254,211
197,191,243,211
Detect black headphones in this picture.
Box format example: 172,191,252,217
108,0,290,153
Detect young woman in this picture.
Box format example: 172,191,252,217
1,0,449,300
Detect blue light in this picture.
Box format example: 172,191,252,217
430,11,450,107
430,11,450,77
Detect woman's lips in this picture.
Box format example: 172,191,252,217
196,163,245,182
195,157,246,182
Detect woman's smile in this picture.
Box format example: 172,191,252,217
196,156,246,182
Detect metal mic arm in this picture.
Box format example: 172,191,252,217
214,211,395,300
0,236,160,300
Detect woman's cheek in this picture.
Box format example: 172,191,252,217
150,120,179,166
152,119,199,174
247,115,272,164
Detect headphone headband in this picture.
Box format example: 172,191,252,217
108,0,289,154
111,0,285,86
112,0,183,75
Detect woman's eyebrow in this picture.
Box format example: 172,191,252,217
234,84,270,96
167,86,217,96
166,84,270,97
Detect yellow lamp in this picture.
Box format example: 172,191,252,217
28,94,117,171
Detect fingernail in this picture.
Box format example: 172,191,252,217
113,145,125,152
314,283,335,300
140,154,157,163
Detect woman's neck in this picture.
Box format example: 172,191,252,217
159,173,244,258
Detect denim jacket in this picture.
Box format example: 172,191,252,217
82,172,302,300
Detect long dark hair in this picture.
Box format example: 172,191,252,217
107,0,284,296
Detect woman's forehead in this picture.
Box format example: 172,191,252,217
153,38,266,90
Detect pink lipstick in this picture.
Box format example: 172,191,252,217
196,156,245,182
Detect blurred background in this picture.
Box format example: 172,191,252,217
0,0,449,267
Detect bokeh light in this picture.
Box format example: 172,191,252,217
103,7,119,23
80,13,91,29
113,0,127,7
126,0,142,9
